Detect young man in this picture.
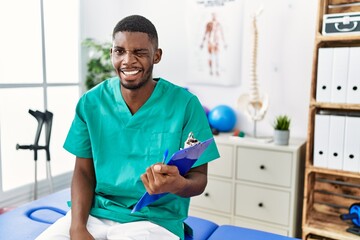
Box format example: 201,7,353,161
36,15,219,240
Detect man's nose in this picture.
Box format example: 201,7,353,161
122,50,136,62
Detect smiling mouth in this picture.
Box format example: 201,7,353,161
121,69,141,76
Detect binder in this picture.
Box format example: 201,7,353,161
346,47,360,104
316,48,333,102
327,115,346,170
313,114,330,168
343,116,360,172
330,47,349,103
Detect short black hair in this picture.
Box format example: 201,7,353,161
112,15,158,48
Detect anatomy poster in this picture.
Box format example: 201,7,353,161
186,0,243,86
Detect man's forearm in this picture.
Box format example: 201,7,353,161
174,164,208,198
70,158,96,233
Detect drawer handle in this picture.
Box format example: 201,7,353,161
258,202,264,208
259,165,265,170
204,192,210,197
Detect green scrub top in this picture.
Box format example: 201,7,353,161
63,77,219,239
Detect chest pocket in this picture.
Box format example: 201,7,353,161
149,131,182,161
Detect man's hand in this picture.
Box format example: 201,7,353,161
141,164,186,195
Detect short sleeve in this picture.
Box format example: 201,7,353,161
182,96,220,167
63,95,93,158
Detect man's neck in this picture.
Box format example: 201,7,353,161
121,79,157,115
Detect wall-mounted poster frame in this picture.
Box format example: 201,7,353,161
186,0,244,86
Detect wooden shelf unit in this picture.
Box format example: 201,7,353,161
302,0,360,239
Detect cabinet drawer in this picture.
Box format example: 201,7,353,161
235,184,290,225
236,147,293,187
209,143,233,178
191,178,232,214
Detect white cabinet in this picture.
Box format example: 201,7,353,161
191,178,232,214
189,134,306,238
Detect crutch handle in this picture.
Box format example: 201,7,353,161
16,144,46,151
16,144,32,150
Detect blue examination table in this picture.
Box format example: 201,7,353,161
0,188,299,240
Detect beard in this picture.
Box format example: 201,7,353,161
120,66,154,90
120,77,149,90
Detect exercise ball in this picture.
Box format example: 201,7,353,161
208,105,237,132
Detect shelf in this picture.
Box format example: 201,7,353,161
305,166,360,178
310,101,360,111
302,1,360,239
316,33,360,45
303,209,360,240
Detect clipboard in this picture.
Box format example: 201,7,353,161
131,137,214,213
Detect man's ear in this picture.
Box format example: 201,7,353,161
153,48,162,64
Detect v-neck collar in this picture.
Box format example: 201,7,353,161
112,77,163,127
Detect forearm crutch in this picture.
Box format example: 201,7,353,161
16,109,53,200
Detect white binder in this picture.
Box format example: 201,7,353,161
313,114,330,168
346,47,360,104
316,48,333,102
343,116,360,172
327,115,346,170
330,47,349,103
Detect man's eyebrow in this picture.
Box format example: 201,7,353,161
112,47,148,52
134,48,149,52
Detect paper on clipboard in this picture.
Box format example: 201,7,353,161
131,137,214,213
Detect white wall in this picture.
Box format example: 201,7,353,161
80,0,318,139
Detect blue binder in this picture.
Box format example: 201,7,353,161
131,137,214,213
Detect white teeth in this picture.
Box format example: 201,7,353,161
122,70,139,75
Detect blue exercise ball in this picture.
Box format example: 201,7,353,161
208,105,237,132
